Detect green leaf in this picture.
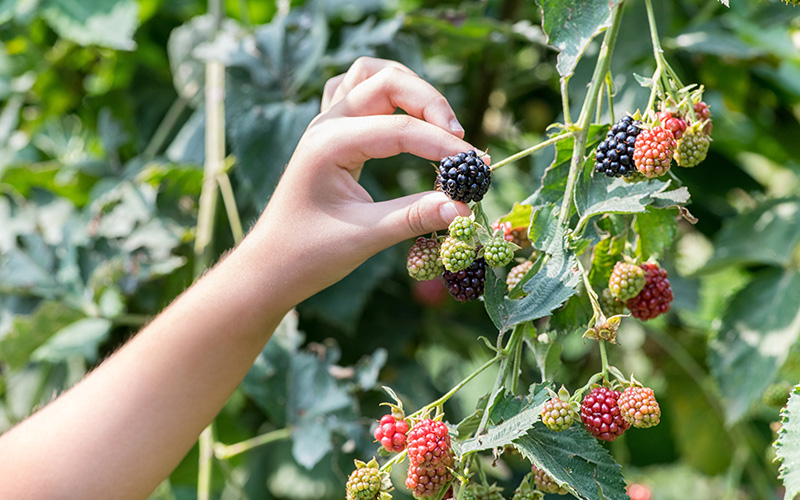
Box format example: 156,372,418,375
496,203,532,230
0,301,83,370
513,423,628,500
702,198,800,273
40,0,140,50
709,268,800,424
460,396,546,454
634,208,678,260
485,245,581,333
292,417,333,470
539,0,622,77
576,175,684,230
777,385,800,499
32,317,112,363
587,233,625,290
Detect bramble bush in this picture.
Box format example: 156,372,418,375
1,1,800,499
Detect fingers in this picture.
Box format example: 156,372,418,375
363,191,472,248
325,67,464,137
315,114,482,170
321,57,417,112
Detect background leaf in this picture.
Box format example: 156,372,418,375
40,0,140,50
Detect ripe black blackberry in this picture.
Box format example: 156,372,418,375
594,115,643,178
443,258,486,302
436,150,491,203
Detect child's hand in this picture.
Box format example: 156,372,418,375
245,57,486,308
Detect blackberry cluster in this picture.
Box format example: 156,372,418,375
443,258,486,302
405,419,454,498
633,126,676,178
608,262,645,301
448,216,477,241
594,115,643,178
407,237,443,281
483,236,515,268
618,386,661,428
436,150,491,203
580,387,629,442
441,236,475,273
599,288,625,316
625,263,673,321
673,127,710,167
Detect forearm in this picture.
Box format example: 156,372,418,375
0,232,293,500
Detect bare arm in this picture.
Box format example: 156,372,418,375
0,57,480,500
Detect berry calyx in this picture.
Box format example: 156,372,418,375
449,216,477,242
674,125,711,168
507,260,534,291
618,385,661,428
373,414,409,453
580,386,630,441
625,262,673,321
541,395,576,432
440,236,476,273
407,237,444,281
531,464,569,495
443,258,486,302
436,150,492,203
594,115,643,178
608,261,646,301
483,236,515,268
633,126,677,178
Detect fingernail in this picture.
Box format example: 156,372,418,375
449,118,464,134
440,201,471,222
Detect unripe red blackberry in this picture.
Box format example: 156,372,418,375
449,216,477,242
436,150,491,203
625,262,673,321
594,115,643,178
507,260,534,291
674,126,710,167
440,236,475,273
608,262,646,301
618,386,661,428
580,387,629,442
405,419,454,499
599,288,626,316
541,397,575,432
373,414,409,453
407,237,443,281
483,236,515,268
492,220,531,248
347,466,383,500
443,258,486,302
633,126,677,178
656,110,687,140
531,464,569,495
693,101,712,135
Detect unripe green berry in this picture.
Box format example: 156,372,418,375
609,262,646,301
448,216,477,242
483,236,515,268
440,236,475,272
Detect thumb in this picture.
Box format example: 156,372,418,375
370,191,472,245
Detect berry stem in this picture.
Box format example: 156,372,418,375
490,132,573,171
557,1,624,226
643,0,684,105
598,340,610,381
605,72,616,123
576,257,604,321
213,427,292,460
379,448,408,473
413,354,502,419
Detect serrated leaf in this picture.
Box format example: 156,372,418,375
485,246,581,333
588,234,624,290
497,203,533,230
539,0,623,77
460,389,549,454
513,423,628,500
40,0,140,50
709,269,800,424
702,198,800,273
635,208,678,260
777,385,800,499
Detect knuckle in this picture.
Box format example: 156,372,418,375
405,201,428,235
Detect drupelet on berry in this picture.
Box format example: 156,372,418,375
436,150,491,203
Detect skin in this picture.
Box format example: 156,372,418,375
0,57,485,500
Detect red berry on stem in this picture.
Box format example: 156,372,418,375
580,387,629,442
625,263,673,321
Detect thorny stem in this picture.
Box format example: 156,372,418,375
643,0,684,110
557,1,624,226
490,133,573,171
412,355,502,419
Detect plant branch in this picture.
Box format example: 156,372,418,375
557,2,624,226
490,132,572,171
414,355,502,417
142,96,189,159
214,427,292,460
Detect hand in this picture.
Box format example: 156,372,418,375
245,57,487,308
